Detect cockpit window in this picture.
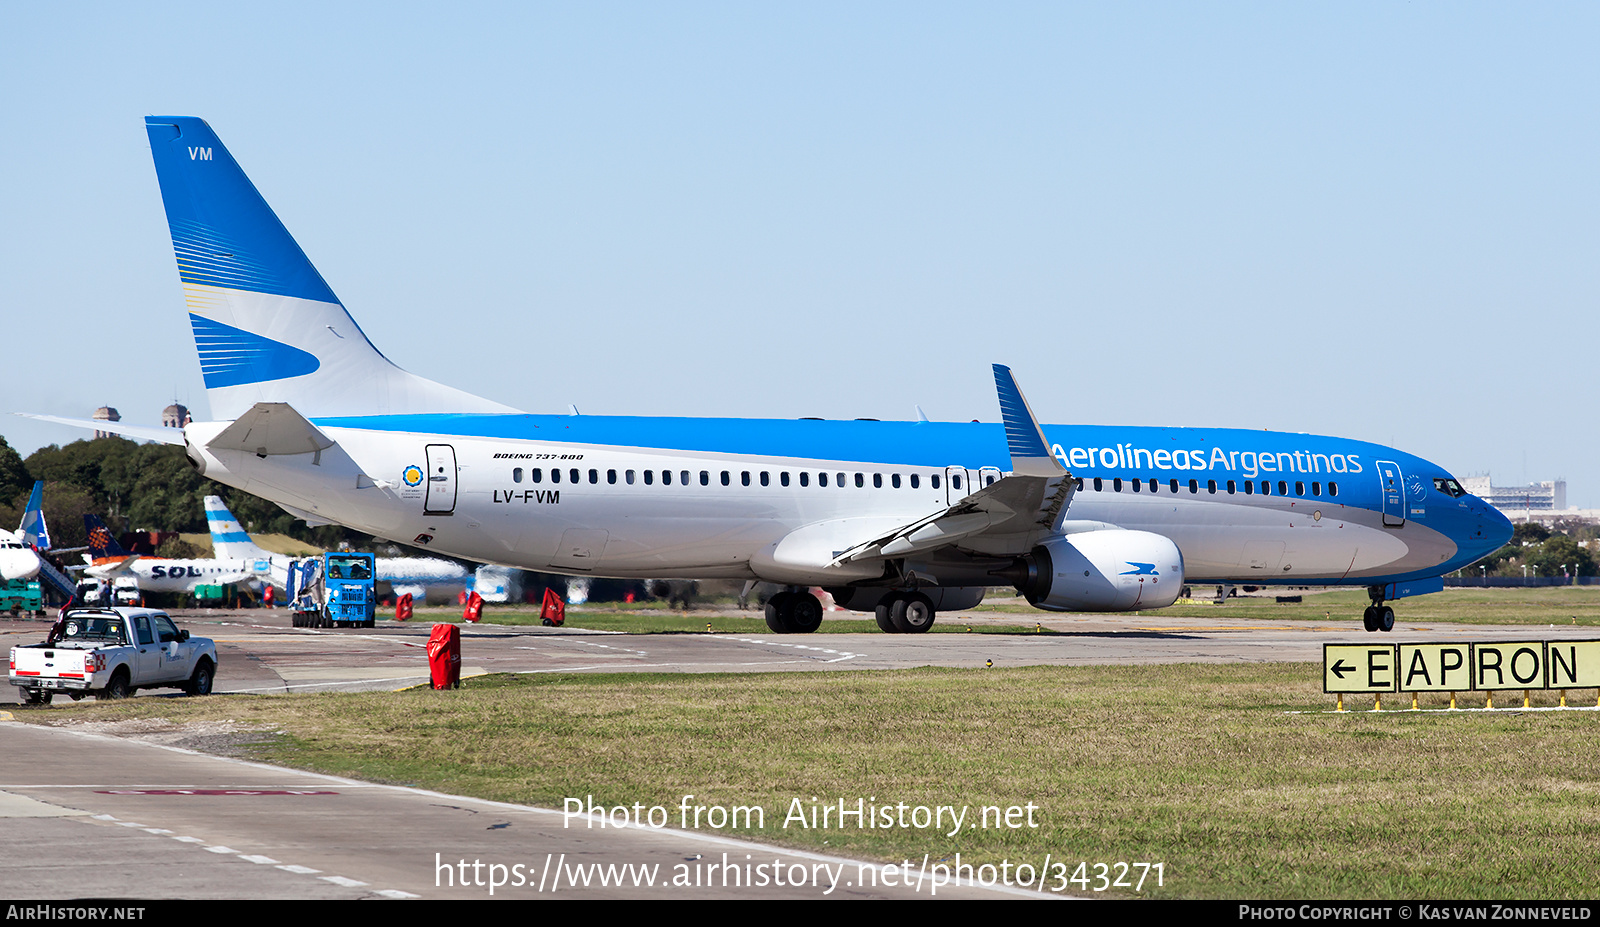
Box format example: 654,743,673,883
1434,478,1467,498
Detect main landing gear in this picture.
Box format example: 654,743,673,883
874,591,935,634
764,589,824,634
1362,587,1395,633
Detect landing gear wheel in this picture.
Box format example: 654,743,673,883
184,660,214,696
764,591,794,633
22,688,52,706
1362,606,1378,632
874,595,899,633
1376,606,1395,633
891,593,936,634
788,593,823,634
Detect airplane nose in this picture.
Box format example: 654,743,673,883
1475,500,1514,556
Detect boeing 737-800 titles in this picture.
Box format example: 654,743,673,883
25,117,1513,634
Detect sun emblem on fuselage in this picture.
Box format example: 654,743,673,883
402,465,424,487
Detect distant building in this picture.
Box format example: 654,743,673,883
162,403,191,428
1460,475,1566,513
92,406,120,440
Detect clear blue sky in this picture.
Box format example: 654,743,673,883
3,3,1596,503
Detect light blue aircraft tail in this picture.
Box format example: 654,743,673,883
204,495,269,560
144,116,518,421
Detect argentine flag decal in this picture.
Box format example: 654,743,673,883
189,312,320,388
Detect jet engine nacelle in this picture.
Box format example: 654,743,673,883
1015,530,1184,612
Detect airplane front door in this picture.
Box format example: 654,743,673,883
1376,459,1404,528
424,444,458,515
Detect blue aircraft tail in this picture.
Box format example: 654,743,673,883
83,514,133,561
17,481,50,551
143,116,518,421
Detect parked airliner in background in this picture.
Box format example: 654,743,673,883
72,496,471,600
22,116,1513,634
205,497,471,601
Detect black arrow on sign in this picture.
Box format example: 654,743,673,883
1330,659,1354,679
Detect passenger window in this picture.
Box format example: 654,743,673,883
662,470,672,485
873,474,882,488
1294,481,1304,496
1227,480,1236,494
607,469,617,484
590,469,599,484
721,471,730,486
837,472,846,487
1277,480,1287,496
1244,481,1254,495
1208,480,1216,494
513,468,523,483
1114,478,1123,492
626,470,636,485
1074,478,1084,490
644,470,654,485
1329,482,1339,497
1188,479,1198,494
551,469,562,484
1312,481,1321,495
1132,478,1141,493
931,475,940,489
891,474,901,489
761,472,770,487
798,472,807,487
701,471,710,486
952,475,962,489
1093,477,1103,492
819,472,828,487
1170,479,1179,493
571,468,580,484
742,471,751,486
910,474,919,489
1149,478,1158,493
856,473,865,488
680,470,689,486
987,474,997,486
532,468,543,483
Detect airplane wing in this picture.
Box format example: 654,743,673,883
831,365,1077,565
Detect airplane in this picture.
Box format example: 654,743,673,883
80,511,264,592
204,495,471,601
23,116,1513,635
0,482,48,583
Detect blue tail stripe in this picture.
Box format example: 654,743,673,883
189,314,320,388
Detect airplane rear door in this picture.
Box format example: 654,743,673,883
424,444,458,516
1376,460,1404,528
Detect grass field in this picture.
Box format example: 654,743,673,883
22,659,1600,899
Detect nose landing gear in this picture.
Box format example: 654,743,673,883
1363,587,1396,632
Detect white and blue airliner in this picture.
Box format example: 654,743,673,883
29,117,1514,634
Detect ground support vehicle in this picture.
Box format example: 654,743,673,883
0,579,44,617
287,552,377,628
8,607,217,705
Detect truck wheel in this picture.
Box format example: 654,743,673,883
101,670,131,701
184,660,215,696
22,688,52,706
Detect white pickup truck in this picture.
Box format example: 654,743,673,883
8,607,217,705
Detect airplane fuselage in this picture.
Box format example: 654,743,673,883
184,414,1508,591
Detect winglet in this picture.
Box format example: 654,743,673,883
992,364,1064,477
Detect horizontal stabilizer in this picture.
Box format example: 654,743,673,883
206,402,334,457
13,413,185,446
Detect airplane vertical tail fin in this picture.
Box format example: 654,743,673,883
204,496,270,560
18,481,50,551
83,514,132,561
144,116,519,421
